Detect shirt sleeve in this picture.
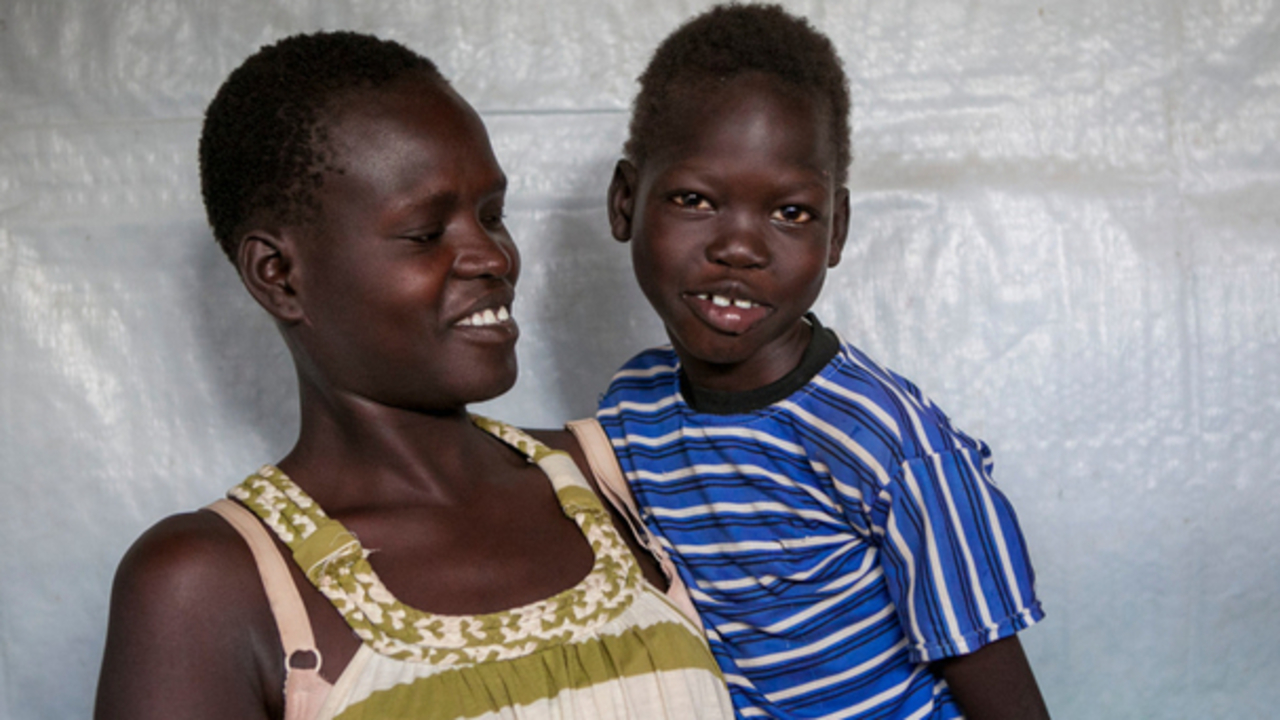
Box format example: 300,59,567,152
869,441,1044,663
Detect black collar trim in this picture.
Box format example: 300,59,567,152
680,314,839,415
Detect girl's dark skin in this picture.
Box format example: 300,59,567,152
95,73,664,720
608,72,1049,720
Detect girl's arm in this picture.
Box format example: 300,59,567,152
933,635,1050,720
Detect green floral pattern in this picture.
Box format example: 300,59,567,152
229,415,642,667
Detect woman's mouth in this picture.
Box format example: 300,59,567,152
455,305,512,327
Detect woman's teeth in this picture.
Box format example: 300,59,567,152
457,306,511,327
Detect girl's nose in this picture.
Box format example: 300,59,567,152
706,215,769,269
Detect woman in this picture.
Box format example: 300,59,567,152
94,31,732,720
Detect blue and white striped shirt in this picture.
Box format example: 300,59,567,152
598,326,1043,719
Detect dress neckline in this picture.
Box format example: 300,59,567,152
229,415,643,665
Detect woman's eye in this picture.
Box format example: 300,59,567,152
671,192,711,210
773,205,814,224
405,228,445,243
482,210,506,229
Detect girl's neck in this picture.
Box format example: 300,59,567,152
679,315,837,415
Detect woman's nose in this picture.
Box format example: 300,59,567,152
453,221,517,279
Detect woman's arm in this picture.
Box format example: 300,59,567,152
933,635,1050,720
95,511,281,720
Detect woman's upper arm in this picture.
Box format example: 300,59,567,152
95,510,278,720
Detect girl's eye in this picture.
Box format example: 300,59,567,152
671,192,711,210
772,205,814,224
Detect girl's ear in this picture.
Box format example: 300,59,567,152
236,231,304,323
607,160,639,243
827,187,850,268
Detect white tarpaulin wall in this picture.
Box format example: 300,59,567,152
2,1,1277,717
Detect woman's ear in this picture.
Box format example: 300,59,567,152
607,160,639,243
827,187,850,268
236,231,304,323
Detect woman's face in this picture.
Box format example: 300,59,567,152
287,75,520,413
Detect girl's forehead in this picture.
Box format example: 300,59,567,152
672,73,828,132
650,74,836,165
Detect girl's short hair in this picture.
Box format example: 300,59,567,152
625,3,852,183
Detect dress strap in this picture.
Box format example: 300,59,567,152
566,418,704,629
206,498,332,720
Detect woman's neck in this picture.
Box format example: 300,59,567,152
278,382,515,511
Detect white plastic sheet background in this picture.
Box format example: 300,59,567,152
2,0,1277,717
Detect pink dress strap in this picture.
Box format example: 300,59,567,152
566,418,704,630
207,498,334,720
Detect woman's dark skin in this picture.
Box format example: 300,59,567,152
94,73,664,720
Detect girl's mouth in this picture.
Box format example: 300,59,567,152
685,292,770,335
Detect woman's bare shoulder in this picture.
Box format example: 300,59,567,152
113,508,264,609
95,508,280,720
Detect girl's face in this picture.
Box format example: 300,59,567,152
611,73,848,392
288,75,520,412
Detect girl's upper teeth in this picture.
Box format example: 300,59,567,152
458,306,511,326
701,293,756,309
